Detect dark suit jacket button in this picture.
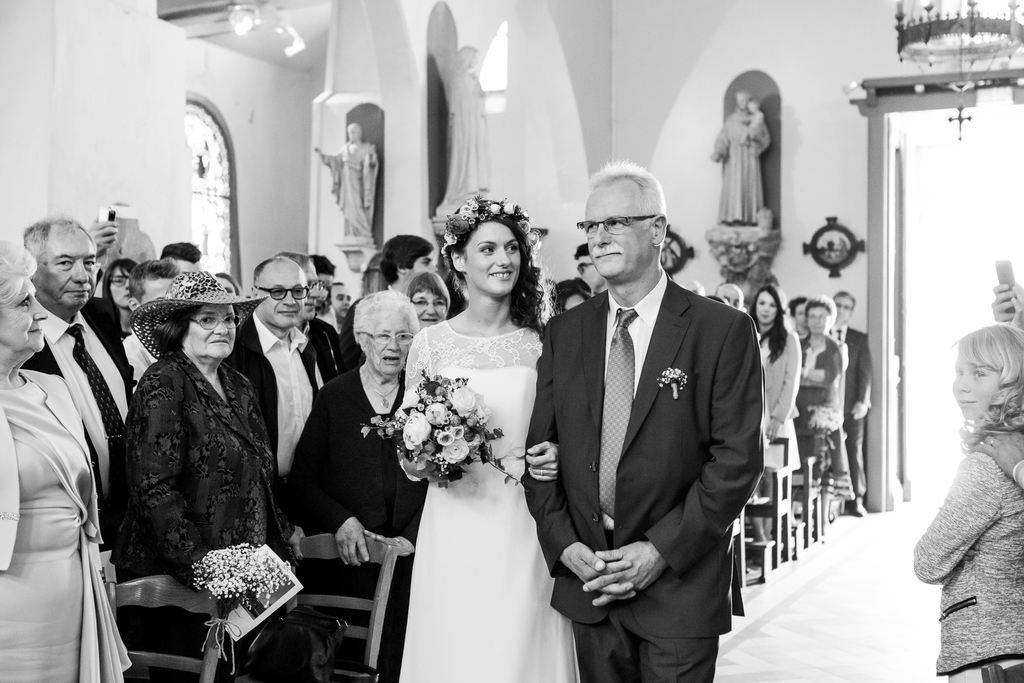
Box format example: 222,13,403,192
589,462,598,472
592,514,599,523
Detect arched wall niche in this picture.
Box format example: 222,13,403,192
426,3,457,218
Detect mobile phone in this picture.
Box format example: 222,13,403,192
98,207,117,223
996,260,1015,288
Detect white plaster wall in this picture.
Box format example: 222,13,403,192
186,40,316,288
0,0,188,249
0,0,54,245
646,1,919,330
49,0,189,254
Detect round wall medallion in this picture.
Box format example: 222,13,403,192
802,217,865,278
661,228,695,275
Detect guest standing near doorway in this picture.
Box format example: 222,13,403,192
832,291,871,517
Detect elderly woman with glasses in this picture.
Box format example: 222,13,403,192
112,271,302,681
288,290,428,683
0,241,130,682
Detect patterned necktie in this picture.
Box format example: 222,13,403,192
599,308,638,522
67,323,125,443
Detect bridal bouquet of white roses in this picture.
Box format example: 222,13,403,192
363,370,513,486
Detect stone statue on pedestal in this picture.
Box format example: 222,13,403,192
316,122,379,243
706,89,779,299
711,91,771,226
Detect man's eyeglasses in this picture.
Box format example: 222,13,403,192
190,314,241,330
576,215,661,237
255,285,309,300
362,332,415,346
308,280,327,293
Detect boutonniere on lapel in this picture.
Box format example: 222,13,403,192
657,368,687,400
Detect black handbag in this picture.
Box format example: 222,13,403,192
245,605,347,683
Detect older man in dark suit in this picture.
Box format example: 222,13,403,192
524,161,764,683
833,291,872,517
21,216,134,548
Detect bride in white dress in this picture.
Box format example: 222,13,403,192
399,199,577,683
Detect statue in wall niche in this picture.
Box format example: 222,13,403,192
711,91,771,226
440,46,490,210
316,122,379,243
705,83,781,298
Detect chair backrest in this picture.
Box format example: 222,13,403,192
297,533,398,669
113,575,222,683
766,437,793,472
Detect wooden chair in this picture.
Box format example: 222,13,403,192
792,454,827,551
745,439,797,575
296,533,399,672
111,574,222,683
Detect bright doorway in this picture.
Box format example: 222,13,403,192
897,104,1024,511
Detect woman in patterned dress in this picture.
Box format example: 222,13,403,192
112,271,301,682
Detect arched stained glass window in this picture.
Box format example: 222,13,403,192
185,101,234,275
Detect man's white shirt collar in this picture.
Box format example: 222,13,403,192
607,270,669,328
40,310,83,344
253,314,308,354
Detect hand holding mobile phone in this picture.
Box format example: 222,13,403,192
996,260,1015,288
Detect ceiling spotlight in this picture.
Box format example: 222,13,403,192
228,4,260,36
281,23,306,57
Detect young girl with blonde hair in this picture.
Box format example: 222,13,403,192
915,324,1024,681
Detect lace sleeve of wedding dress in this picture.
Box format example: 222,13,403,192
403,330,432,409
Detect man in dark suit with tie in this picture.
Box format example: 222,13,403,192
21,217,134,548
524,161,764,682
833,291,872,517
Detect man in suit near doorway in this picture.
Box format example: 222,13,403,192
833,291,872,517
21,216,134,548
524,161,764,683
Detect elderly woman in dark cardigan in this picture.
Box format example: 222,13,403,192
112,271,301,682
288,290,428,683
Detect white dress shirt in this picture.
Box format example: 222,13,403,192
604,270,669,396
253,315,315,477
123,333,156,383
39,312,129,497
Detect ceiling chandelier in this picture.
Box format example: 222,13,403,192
896,0,1024,69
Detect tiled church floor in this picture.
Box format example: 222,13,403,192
716,505,942,682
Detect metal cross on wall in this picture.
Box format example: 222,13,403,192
948,106,973,142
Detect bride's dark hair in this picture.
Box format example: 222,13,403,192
442,196,551,334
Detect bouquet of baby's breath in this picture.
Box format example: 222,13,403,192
191,543,289,614
190,543,292,671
